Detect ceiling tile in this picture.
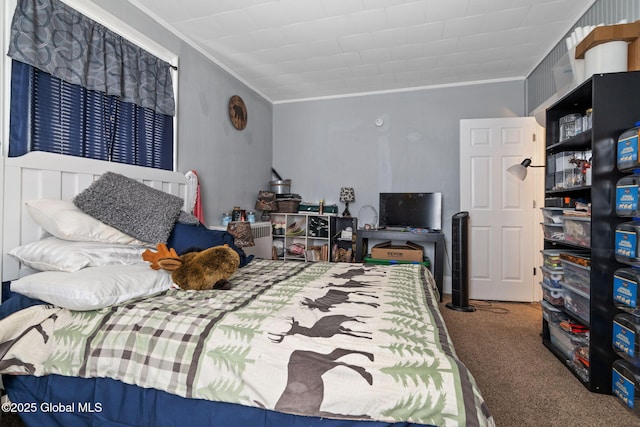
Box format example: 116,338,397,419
406,21,445,42
442,14,485,39
467,0,538,15
480,7,530,32
522,0,585,26
359,47,393,64
391,43,426,61
424,0,471,22
128,0,595,102
343,9,389,34
422,39,459,56
322,0,366,17
385,2,428,27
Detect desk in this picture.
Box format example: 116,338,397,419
355,229,445,301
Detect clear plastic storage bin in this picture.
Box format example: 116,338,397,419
559,113,582,142
615,222,640,267
553,151,590,189
541,250,564,269
541,222,564,241
541,300,568,323
614,268,640,316
541,207,566,224
541,281,564,306
562,216,591,247
541,265,563,288
613,359,640,415
617,123,640,172
560,281,590,324
613,313,640,368
616,175,640,217
540,249,589,270
559,259,590,293
549,322,578,360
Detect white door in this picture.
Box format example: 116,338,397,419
460,118,543,302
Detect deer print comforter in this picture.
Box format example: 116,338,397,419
0,260,494,427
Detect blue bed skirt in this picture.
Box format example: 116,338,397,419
5,375,427,427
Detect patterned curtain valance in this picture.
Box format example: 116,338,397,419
8,0,175,116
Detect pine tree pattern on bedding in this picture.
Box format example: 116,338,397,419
0,260,493,427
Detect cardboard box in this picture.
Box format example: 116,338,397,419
370,241,423,262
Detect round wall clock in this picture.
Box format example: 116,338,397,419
228,95,247,130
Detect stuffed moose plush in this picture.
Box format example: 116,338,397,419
142,243,240,291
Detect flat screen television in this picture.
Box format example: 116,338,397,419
379,192,442,231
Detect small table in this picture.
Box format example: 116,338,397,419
355,229,445,301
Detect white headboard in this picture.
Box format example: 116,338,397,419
2,152,190,282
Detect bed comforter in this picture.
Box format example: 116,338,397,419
0,260,493,426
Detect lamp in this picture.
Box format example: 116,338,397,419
255,191,278,221
507,158,544,181
339,187,355,217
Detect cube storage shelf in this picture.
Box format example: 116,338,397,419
271,212,336,262
543,71,640,394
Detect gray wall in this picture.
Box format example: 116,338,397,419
68,2,526,275
88,0,274,227
273,80,526,276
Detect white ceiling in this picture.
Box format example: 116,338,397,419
129,0,594,103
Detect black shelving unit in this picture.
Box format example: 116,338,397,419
543,71,640,394
331,217,357,262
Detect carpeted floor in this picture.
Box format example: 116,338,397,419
439,295,638,426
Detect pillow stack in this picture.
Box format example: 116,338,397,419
8,172,250,310
9,198,173,310
8,170,189,310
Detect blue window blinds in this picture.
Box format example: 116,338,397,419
9,61,173,170
7,0,176,170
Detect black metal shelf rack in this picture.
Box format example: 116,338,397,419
543,71,640,394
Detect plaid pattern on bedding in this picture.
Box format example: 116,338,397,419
0,260,494,427
79,260,309,397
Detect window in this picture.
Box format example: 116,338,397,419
9,61,173,170
7,0,176,170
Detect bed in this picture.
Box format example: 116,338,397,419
0,152,494,427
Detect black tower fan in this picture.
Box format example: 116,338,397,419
446,211,475,312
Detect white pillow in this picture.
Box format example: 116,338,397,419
25,199,147,245
9,237,149,272
10,264,174,311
